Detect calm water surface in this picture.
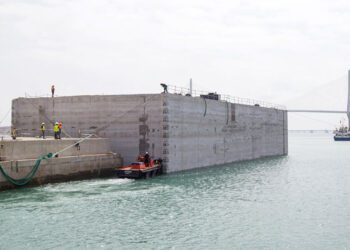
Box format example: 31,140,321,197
1,133,350,249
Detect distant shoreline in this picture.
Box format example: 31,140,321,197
289,130,332,133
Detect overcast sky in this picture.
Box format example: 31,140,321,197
1,0,350,129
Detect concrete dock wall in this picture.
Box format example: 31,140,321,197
0,153,121,191
12,93,287,173
0,138,122,190
0,138,112,161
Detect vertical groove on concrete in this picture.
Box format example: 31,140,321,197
12,94,288,173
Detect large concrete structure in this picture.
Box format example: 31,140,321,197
12,93,288,173
0,138,122,190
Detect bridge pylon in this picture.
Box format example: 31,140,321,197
348,70,350,128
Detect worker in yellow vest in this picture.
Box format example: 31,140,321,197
58,121,62,139
53,122,59,139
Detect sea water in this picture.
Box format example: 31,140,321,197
0,133,350,249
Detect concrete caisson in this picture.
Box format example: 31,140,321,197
12,93,287,173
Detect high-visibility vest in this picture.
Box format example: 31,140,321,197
54,125,59,132
40,125,45,131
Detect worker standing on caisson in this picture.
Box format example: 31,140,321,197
51,85,55,98
160,83,168,93
40,122,46,139
53,122,59,139
58,121,62,139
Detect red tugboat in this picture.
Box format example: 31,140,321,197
116,156,163,179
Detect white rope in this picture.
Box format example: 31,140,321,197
51,134,94,157
0,108,11,126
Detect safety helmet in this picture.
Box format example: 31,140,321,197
42,122,45,125
55,122,58,125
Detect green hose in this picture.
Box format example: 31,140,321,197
0,153,53,186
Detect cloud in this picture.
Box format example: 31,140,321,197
0,0,350,129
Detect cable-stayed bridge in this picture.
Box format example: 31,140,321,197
287,70,350,127
288,110,346,114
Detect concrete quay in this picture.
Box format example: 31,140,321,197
0,138,122,191
0,137,114,161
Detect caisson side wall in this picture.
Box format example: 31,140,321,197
12,93,287,173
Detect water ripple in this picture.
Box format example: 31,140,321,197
1,134,350,249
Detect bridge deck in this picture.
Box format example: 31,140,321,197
287,110,347,114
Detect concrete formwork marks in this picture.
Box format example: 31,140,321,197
12,93,287,173
164,94,287,172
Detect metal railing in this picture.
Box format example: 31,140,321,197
166,85,286,110
22,86,286,110
24,93,54,98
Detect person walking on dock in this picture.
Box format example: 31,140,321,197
40,122,46,139
53,122,59,139
51,85,55,98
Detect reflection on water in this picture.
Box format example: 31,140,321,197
1,133,350,249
